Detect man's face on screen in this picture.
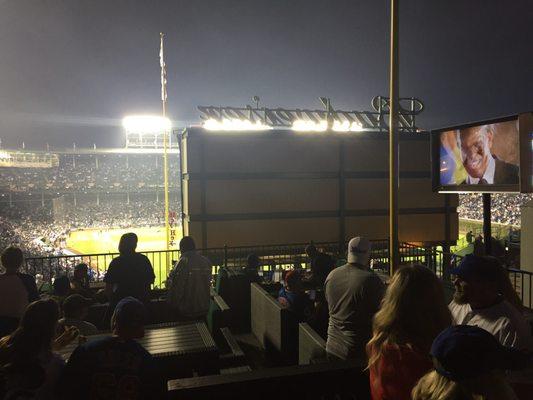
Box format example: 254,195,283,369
460,127,493,179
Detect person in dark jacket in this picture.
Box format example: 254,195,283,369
305,244,334,287
0,246,39,337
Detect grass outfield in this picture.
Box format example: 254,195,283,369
66,226,182,287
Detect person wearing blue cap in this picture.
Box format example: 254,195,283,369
448,254,532,350
412,325,529,400
58,297,165,399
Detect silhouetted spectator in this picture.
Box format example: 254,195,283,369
473,235,484,256
167,236,212,320
57,295,97,336
305,244,334,287
449,254,532,350
367,265,452,400
58,297,165,399
325,237,385,360
466,230,473,244
70,263,92,298
104,233,155,307
412,325,528,400
0,246,39,337
244,253,262,283
307,290,329,339
50,275,72,311
0,299,79,400
278,270,314,322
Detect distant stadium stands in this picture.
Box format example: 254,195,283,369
0,152,179,193
0,150,180,258
458,193,532,226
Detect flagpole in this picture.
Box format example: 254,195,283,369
160,33,171,257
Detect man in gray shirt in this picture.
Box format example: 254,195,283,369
325,237,385,360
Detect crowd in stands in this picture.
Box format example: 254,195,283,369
458,193,533,226
0,199,169,260
0,153,179,193
0,151,181,262
61,201,165,229
1,231,532,399
0,213,68,259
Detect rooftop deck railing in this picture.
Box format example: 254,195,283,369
23,240,532,309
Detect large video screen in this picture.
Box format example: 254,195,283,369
436,118,520,191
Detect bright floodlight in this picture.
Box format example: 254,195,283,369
292,119,363,132
203,118,271,131
122,115,171,134
292,120,328,132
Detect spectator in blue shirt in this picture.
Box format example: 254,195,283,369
58,297,165,400
278,270,314,322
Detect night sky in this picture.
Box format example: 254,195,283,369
0,0,531,148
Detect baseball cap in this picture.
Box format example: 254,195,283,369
347,237,371,265
431,325,529,381
449,254,501,282
112,296,146,330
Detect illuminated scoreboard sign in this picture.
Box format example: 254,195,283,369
197,96,424,132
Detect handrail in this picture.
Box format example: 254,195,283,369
23,240,532,309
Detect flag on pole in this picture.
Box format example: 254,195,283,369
159,33,167,102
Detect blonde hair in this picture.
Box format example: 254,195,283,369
412,371,479,400
367,264,452,369
412,370,517,400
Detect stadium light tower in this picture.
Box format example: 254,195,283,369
122,114,173,257
122,115,171,147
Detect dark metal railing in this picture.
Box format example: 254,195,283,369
24,240,390,288
508,268,533,309
23,240,533,309
401,243,533,309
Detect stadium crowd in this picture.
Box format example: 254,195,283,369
0,199,171,259
0,151,181,264
0,234,531,399
0,153,179,193
458,193,532,226
61,201,165,229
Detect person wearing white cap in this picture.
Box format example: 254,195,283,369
325,237,385,361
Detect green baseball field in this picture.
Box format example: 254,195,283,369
66,226,182,287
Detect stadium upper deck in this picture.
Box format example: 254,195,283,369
0,148,180,194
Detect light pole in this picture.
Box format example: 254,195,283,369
389,0,400,275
